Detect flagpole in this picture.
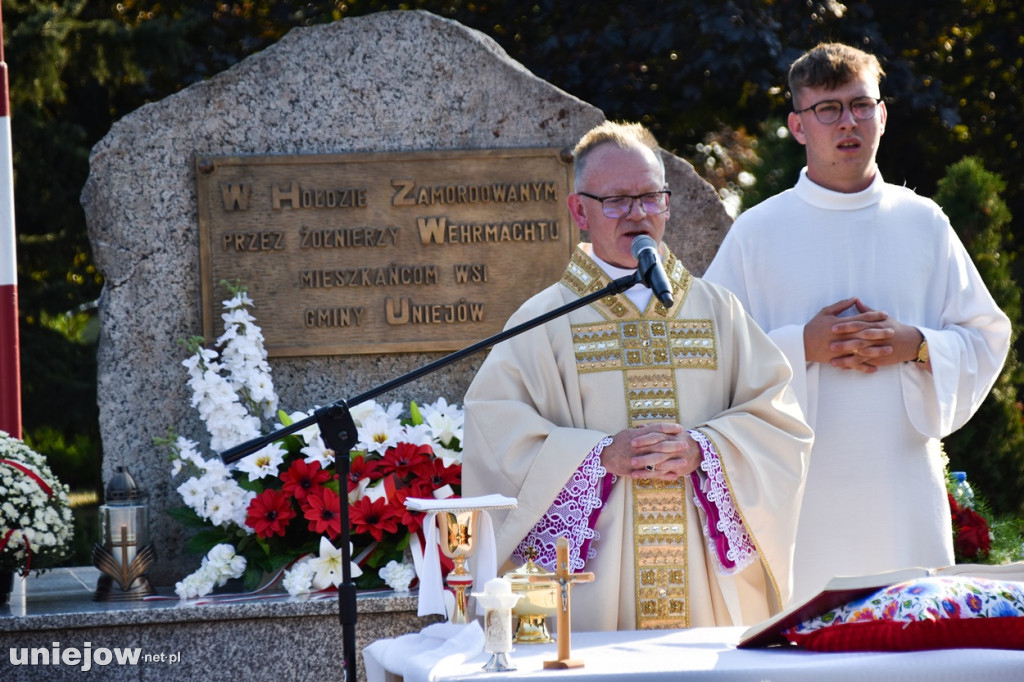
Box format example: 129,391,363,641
0,2,23,439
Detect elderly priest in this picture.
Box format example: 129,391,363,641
463,121,813,632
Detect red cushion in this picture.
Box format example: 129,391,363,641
785,617,1024,652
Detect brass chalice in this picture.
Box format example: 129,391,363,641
437,508,481,624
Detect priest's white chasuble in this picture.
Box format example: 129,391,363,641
464,243,811,630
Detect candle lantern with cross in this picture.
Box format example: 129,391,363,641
92,465,156,600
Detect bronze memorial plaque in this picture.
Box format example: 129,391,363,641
195,148,579,357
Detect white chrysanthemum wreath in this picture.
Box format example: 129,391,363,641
0,431,75,574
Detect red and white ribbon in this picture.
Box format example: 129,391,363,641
0,457,58,574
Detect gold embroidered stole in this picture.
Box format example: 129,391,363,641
561,245,717,629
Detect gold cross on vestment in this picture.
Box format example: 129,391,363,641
529,536,595,669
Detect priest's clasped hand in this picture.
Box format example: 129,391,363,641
601,422,702,481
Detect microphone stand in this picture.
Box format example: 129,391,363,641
219,272,639,681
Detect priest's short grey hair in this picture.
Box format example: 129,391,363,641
572,121,664,192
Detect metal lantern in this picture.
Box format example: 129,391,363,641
92,465,156,600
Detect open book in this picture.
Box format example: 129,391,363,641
739,561,1024,648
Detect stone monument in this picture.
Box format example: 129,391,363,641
81,10,731,585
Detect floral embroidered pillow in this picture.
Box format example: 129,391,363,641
784,575,1024,651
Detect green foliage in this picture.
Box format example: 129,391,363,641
936,157,1024,516
736,120,805,211
988,514,1024,565
934,157,1018,334
6,1,1024,531
60,499,98,568
24,425,101,493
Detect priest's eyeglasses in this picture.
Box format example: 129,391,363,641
794,96,882,124
577,190,672,219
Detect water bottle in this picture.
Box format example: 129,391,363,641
950,471,975,509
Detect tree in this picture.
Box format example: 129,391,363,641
935,157,1024,516
4,0,320,487
5,0,1024,512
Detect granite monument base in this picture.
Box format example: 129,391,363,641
0,567,439,681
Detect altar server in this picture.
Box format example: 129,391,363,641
704,43,1010,604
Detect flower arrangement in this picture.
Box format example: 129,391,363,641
0,431,75,574
946,471,1024,565
947,491,992,563
165,284,462,599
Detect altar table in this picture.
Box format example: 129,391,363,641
364,622,1024,682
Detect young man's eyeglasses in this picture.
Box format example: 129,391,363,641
793,96,882,125
577,190,671,219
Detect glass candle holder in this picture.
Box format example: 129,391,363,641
93,466,156,600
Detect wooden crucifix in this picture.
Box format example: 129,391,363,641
529,536,594,669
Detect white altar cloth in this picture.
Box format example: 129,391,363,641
364,622,1024,682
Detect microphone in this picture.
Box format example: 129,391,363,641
631,234,674,307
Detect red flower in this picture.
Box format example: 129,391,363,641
412,458,461,491
246,489,296,538
953,507,992,560
390,488,430,534
378,442,433,478
948,492,992,561
347,455,381,492
281,459,330,502
303,486,341,538
396,473,434,500
349,496,402,542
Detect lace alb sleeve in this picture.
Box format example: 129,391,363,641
511,436,615,572
688,428,757,575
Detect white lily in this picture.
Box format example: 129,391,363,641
309,537,362,590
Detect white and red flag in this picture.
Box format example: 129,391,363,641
0,4,22,439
